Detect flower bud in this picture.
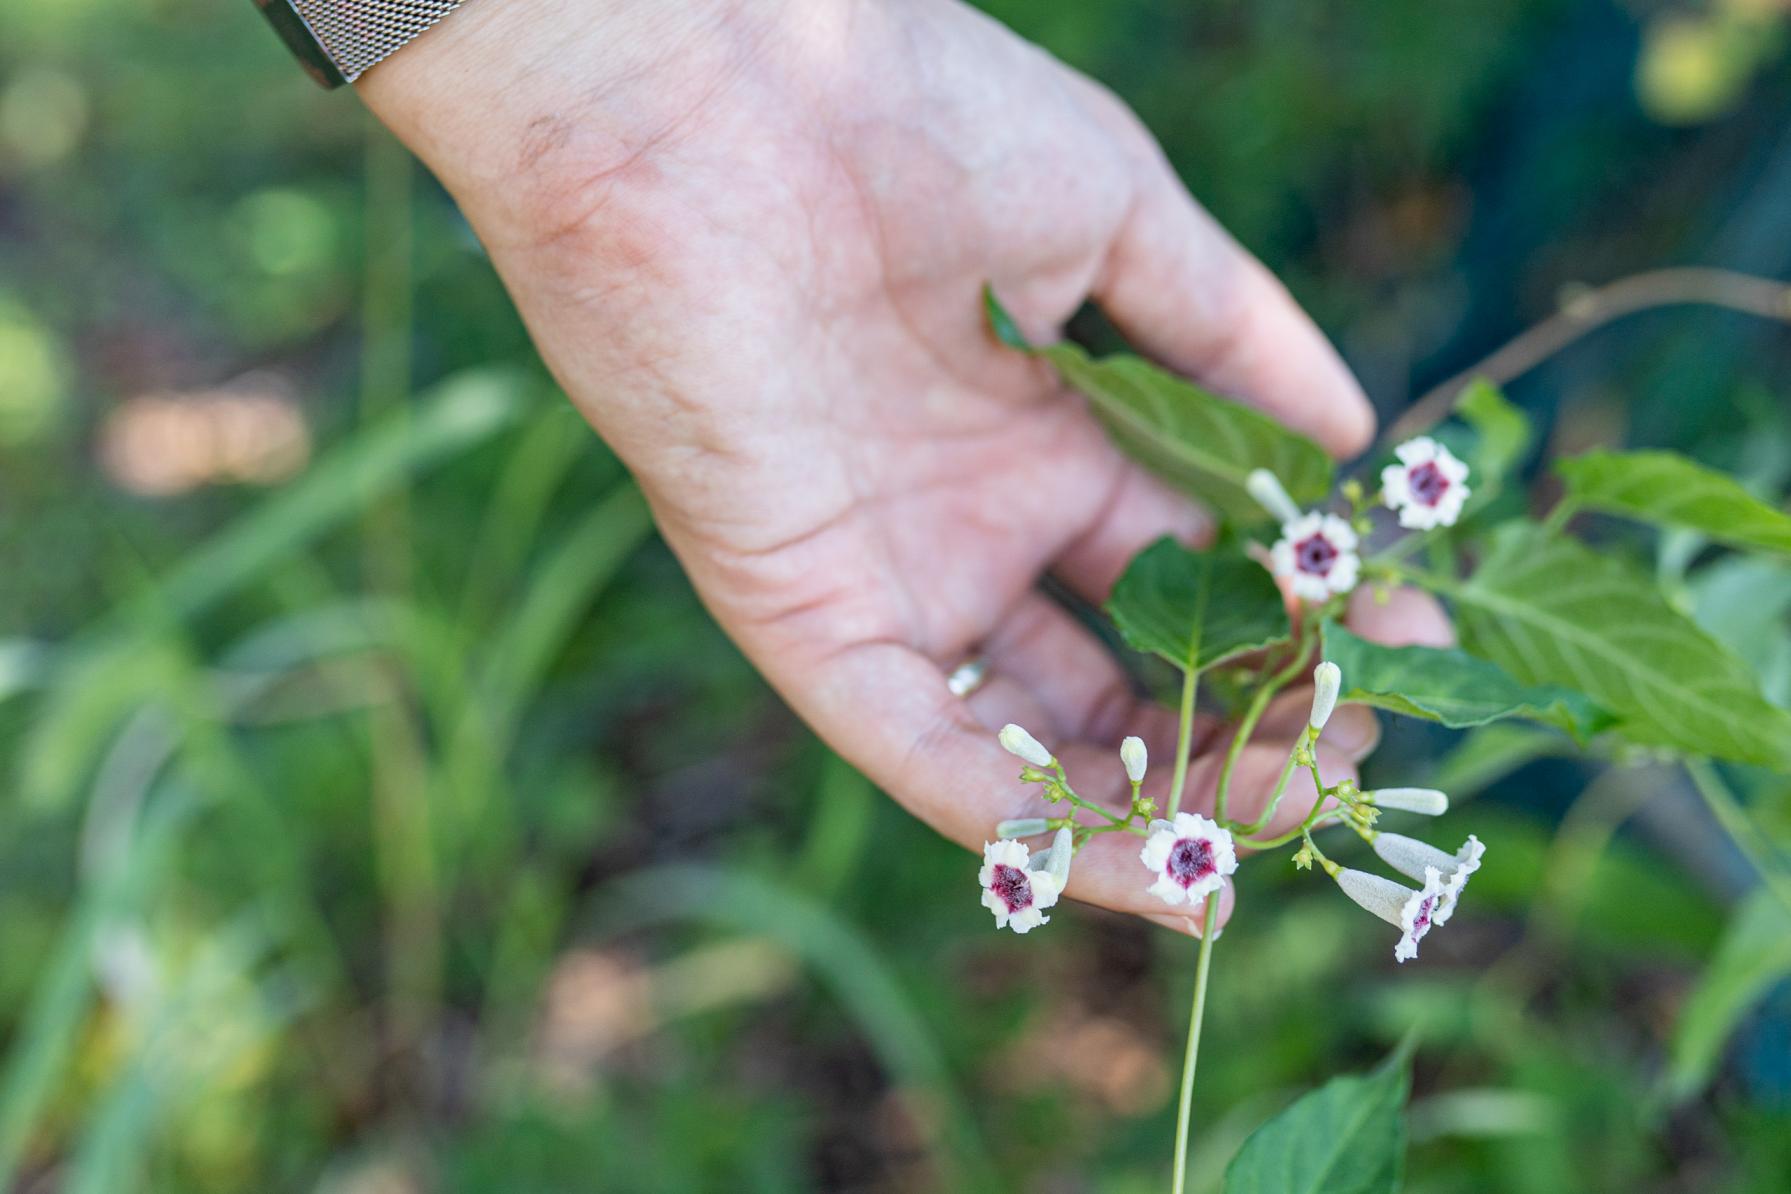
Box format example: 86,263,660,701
1120,736,1148,784
1368,787,1448,816
1309,661,1342,730
1246,468,1303,525
998,723,1053,768
995,817,1050,838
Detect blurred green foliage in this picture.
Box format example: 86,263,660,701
2,1,1790,1191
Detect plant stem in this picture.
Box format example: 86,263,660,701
1540,497,1579,536
1170,895,1222,1194
1214,643,1310,824
1685,758,1791,917
1234,728,1311,836
1385,267,1791,444
1236,807,1347,850
1166,659,1200,818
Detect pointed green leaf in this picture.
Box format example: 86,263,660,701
1223,1050,1410,1194
1666,889,1791,1102
985,288,1332,524
1455,381,1531,505
1559,449,1791,556
1107,538,1290,674
1449,524,1791,769
1320,621,1609,739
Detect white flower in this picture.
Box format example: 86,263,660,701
1270,512,1360,601
1139,812,1237,907
1372,832,1483,925
1121,736,1148,784
998,723,1054,769
1367,787,1449,816
979,838,1063,933
1333,865,1449,963
995,817,1050,838
1381,437,1471,530
1309,661,1342,730
1246,469,1303,525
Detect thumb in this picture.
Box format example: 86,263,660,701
1093,148,1375,458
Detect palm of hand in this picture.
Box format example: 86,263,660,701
382,0,1422,929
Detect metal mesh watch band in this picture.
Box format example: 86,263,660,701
255,0,469,88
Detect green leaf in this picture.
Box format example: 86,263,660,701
1558,449,1791,556
1320,621,1609,740
1665,889,1791,1102
1687,555,1791,708
1456,381,1531,499
1449,524,1791,769
1223,1048,1410,1194
985,288,1332,524
1107,538,1290,674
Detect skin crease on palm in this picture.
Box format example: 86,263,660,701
360,0,1454,935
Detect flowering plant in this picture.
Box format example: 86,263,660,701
977,289,1791,1192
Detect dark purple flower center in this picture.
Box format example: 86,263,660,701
1410,896,1436,936
1294,534,1339,576
989,864,1034,913
1407,461,1450,506
1167,838,1216,888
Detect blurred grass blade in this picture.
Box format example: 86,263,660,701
0,793,197,1187
794,753,877,897
476,482,652,732
458,404,604,632
1665,888,1791,1103
0,639,51,702
137,368,530,628
601,864,995,1191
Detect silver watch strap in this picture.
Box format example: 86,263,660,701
289,0,469,83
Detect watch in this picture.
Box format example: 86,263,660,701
253,0,469,89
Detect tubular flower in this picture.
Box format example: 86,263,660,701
979,839,1063,933
1270,512,1360,601
1246,468,1303,525
997,723,1054,768
1334,865,1449,963
1381,437,1471,529
1372,833,1484,925
1140,813,1237,907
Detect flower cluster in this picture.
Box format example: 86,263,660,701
978,726,1238,932
1255,436,1471,605
978,661,1486,965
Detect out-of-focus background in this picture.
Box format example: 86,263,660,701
3,1,1790,1191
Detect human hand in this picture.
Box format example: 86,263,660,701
361,0,1451,933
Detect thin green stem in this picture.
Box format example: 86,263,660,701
1541,496,1580,536
1686,758,1791,917
1170,895,1221,1194
1234,728,1313,837
1214,644,1309,824
1166,660,1200,818
1236,807,1347,850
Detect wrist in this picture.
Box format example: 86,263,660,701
357,0,777,235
